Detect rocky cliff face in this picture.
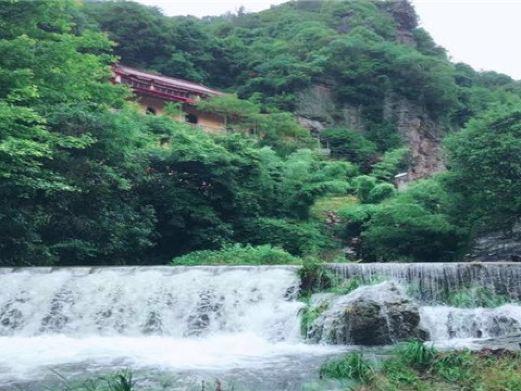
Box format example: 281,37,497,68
468,222,521,262
383,95,446,179
296,85,446,180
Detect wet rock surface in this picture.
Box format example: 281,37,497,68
308,282,427,345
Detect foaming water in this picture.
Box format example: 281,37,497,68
0,266,301,338
0,333,340,382
0,266,345,388
1,264,521,388
420,304,521,341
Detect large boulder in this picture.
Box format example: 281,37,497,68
308,282,427,345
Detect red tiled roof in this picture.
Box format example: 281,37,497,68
113,64,222,97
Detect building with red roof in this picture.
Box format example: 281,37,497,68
113,64,225,132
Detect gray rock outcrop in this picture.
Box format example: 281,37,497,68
383,95,445,180
468,222,521,262
308,282,427,345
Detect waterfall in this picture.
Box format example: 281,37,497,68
326,263,521,342
1,263,521,388
0,266,302,339
327,262,521,302
0,265,345,389
420,305,521,340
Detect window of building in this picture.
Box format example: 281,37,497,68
185,113,198,124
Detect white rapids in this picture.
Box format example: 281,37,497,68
0,266,340,387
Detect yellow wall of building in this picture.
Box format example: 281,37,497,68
136,95,225,133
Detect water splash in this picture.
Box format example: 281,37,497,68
420,304,521,340
0,266,302,339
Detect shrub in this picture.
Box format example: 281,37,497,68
320,128,378,170
362,202,465,261
352,175,377,203
367,182,396,203
171,244,300,265
337,203,378,238
298,257,336,296
372,147,410,181
320,352,375,383
237,218,329,256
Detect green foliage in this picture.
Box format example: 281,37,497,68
299,298,328,337
371,147,409,181
321,343,519,391
3,0,520,266
298,258,336,297
83,0,477,131
431,350,475,384
0,0,151,266
171,244,299,266
321,128,377,170
352,175,377,203
320,352,375,383
367,183,396,204
310,196,358,221
394,341,437,370
237,218,329,256
51,370,134,391
348,178,466,261
445,107,521,233
337,203,378,238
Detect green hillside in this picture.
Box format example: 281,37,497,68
1,0,520,265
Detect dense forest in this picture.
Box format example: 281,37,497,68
1,0,520,266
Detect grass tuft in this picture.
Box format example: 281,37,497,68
319,352,375,383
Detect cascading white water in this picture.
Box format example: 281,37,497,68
420,304,521,340
327,262,521,302
0,266,302,339
1,263,521,389
0,266,341,389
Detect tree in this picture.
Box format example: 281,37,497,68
321,128,378,170
445,107,521,233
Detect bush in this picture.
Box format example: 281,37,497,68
367,182,396,203
237,218,328,256
337,203,378,238
321,128,378,170
298,258,336,296
352,175,377,203
171,244,300,266
371,147,410,181
362,202,464,261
